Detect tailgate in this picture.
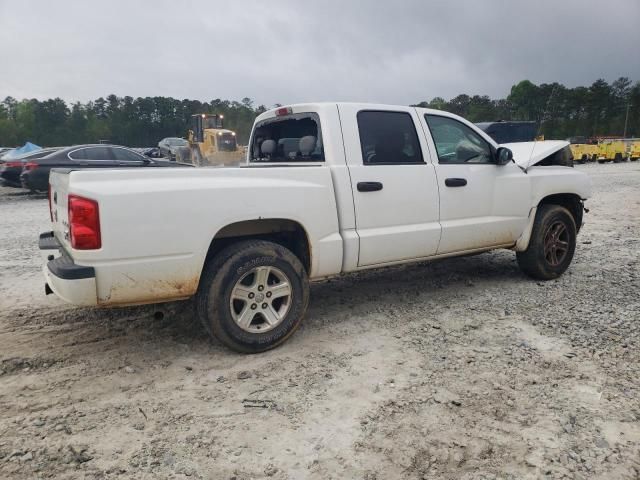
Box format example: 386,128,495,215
49,170,72,251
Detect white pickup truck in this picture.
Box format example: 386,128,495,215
40,103,591,352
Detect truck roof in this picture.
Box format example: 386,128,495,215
257,102,455,122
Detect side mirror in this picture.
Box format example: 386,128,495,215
496,147,513,165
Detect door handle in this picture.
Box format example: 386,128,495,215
357,181,383,192
445,178,467,187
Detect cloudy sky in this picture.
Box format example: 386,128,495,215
1,0,639,106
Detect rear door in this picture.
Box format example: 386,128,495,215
338,104,441,266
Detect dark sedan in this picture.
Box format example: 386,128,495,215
20,144,191,192
0,148,61,187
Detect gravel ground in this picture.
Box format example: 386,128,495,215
0,162,639,479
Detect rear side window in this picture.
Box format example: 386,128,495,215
69,148,87,160
250,113,324,162
70,147,113,161
357,111,423,165
112,148,144,162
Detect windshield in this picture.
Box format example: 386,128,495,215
167,138,188,146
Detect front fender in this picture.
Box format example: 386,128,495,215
528,167,592,204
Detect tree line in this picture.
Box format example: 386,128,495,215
414,77,639,140
0,96,265,147
0,78,638,148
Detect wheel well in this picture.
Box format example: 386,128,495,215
204,219,311,273
538,194,584,231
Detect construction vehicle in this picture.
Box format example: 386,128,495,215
182,114,245,166
596,139,627,163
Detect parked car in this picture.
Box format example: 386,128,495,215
21,144,189,191
0,148,60,187
475,121,537,144
139,147,163,158
158,137,189,161
40,103,591,353
0,147,15,159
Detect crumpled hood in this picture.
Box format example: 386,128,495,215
501,140,570,169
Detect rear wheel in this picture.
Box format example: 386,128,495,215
196,240,309,353
516,205,577,280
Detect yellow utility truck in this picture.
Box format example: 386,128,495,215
185,114,245,166
569,142,599,164
597,139,627,163
628,140,640,161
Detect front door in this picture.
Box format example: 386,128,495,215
338,105,441,266
420,113,531,254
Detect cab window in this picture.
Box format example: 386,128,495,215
250,113,324,162
425,115,493,164
357,111,423,165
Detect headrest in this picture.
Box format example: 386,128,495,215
261,139,276,155
455,139,482,161
299,136,316,156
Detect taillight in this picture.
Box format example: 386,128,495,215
48,184,53,222
24,161,38,171
68,195,101,250
4,161,22,168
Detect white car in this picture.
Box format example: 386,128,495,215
40,103,591,352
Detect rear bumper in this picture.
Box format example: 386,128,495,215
39,231,98,306
0,170,21,186
21,171,47,191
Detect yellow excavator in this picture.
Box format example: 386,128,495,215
181,114,245,166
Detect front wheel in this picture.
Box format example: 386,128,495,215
196,240,309,353
516,205,577,280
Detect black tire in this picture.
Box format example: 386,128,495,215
196,240,309,353
516,204,577,280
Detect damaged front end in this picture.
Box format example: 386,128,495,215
502,140,574,170
533,144,573,167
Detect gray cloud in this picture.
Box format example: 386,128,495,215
1,0,638,105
